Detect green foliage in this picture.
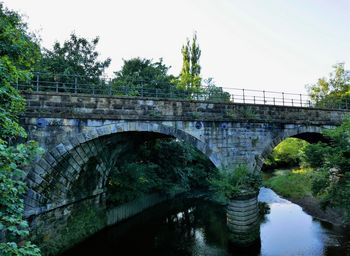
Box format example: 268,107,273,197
0,3,40,139
302,142,328,168
263,168,314,199
107,139,216,206
238,106,257,119
178,33,202,92
208,165,262,204
265,118,350,221
33,201,105,255
0,3,42,254
310,169,329,196
41,33,111,82
264,138,308,169
306,63,350,108
302,117,350,220
112,57,176,97
202,78,230,102
303,117,350,174
0,242,41,256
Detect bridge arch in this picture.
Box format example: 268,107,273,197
25,121,219,217
256,125,332,171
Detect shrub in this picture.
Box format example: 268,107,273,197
208,165,261,204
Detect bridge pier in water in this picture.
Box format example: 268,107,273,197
226,192,260,247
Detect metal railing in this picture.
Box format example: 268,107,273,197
14,72,350,110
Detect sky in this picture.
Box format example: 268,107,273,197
3,0,350,94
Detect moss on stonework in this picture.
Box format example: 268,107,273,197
32,199,106,255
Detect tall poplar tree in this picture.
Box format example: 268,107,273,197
178,33,201,91
190,33,201,88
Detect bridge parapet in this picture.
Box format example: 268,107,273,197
16,72,350,109
22,91,348,125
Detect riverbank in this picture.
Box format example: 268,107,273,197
263,168,347,226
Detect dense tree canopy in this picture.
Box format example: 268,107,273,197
41,33,111,82
0,3,42,255
202,78,231,102
0,3,41,138
112,57,176,96
306,63,350,108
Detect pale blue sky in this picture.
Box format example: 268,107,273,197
3,0,350,93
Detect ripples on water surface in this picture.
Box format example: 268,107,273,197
62,188,348,256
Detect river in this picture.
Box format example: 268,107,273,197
61,188,349,255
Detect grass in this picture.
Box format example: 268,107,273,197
263,168,314,199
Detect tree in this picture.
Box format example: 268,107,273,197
264,138,309,169
0,3,42,255
40,33,111,90
112,57,176,97
178,33,202,91
306,63,350,108
303,117,350,218
106,138,216,206
202,78,230,102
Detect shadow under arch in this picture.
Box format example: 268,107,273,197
25,121,220,217
25,123,221,255
291,132,330,144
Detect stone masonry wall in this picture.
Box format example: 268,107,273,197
23,92,347,125
20,92,349,255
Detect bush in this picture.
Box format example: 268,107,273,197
263,168,314,199
302,142,329,168
208,165,262,204
310,169,329,196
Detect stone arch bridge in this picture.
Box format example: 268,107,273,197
20,91,349,254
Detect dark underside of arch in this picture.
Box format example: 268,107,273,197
291,132,329,144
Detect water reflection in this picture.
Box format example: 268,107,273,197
260,188,326,255
62,188,347,256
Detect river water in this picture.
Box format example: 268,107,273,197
62,188,349,255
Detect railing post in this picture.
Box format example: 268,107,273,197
109,80,112,95
74,77,77,94
242,89,245,104
291,99,294,106
253,96,256,104
282,92,285,106
155,88,158,98
232,94,234,103
263,90,266,104
273,97,275,105
36,73,39,92
124,86,127,96
308,100,311,108
92,84,95,95
56,81,58,92
141,84,144,97
300,94,302,107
